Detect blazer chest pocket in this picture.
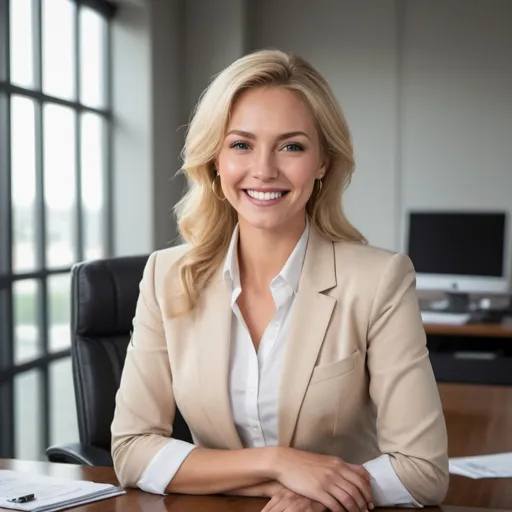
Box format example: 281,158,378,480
310,351,358,384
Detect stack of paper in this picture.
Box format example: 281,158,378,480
449,452,512,479
0,470,126,512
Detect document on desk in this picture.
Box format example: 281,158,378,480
449,452,512,478
0,470,125,512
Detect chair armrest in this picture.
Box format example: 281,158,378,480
46,443,113,466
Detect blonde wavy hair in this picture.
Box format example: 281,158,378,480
173,49,366,316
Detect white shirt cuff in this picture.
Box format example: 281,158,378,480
137,438,197,494
363,454,422,508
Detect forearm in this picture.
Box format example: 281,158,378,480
364,454,422,507
166,446,277,495
224,480,283,498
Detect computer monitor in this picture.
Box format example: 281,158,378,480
406,211,510,312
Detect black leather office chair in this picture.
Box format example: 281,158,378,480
46,255,193,466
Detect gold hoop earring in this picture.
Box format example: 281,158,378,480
316,178,323,195
212,173,226,201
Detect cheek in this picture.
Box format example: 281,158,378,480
217,152,247,183
280,157,318,189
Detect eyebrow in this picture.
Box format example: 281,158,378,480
226,130,311,141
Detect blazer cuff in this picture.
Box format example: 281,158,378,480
363,454,422,508
137,438,197,494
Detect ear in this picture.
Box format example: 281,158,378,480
212,159,219,176
317,160,327,180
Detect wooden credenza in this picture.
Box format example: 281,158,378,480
425,323,512,385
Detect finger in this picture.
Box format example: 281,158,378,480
316,491,344,512
262,496,293,512
293,503,314,512
347,464,371,481
341,468,373,506
294,498,317,512
328,485,360,512
283,499,310,512
261,496,280,512
262,489,294,512
336,479,367,511
265,502,285,512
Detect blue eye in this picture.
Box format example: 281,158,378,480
283,143,304,152
231,141,250,150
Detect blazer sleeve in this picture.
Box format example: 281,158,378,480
366,253,449,505
111,251,185,487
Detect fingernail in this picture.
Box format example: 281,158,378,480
369,503,375,510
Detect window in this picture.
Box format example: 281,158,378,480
0,0,115,459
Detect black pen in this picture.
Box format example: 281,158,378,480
8,493,36,503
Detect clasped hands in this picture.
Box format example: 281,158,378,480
262,448,374,512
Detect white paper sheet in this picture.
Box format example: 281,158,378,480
449,452,512,479
0,470,125,512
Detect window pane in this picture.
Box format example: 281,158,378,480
42,0,75,100
11,96,38,273
49,358,78,446
14,280,41,365
44,104,76,267
15,369,43,460
10,0,35,88
81,113,105,260
80,7,106,108
48,273,71,353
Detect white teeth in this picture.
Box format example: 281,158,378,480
246,190,284,201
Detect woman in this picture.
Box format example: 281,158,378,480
111,49,448,512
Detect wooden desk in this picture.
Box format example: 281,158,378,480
0,459,506,512
439,382,512,510
0,384,510,511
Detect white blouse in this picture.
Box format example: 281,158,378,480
137,221,420,507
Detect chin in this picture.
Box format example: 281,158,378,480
238,210,300,233
241,217,283,231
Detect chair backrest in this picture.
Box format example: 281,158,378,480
71,255,192,452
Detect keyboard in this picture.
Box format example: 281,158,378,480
420,311,471,325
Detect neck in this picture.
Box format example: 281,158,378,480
237,214,306,292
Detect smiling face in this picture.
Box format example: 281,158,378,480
216,86,326,234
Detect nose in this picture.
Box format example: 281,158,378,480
252,150,278,181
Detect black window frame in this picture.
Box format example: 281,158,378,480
0,0,116,459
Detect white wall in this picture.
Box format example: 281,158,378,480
250,0,400,251
112,0,248,254
112,0,512,266
400,0,512,252
112,1,154,255
151,0,186,249
183,0,247,118
249,0,512,258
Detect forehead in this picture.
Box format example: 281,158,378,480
227,86,317,133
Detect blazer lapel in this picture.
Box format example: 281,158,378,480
278,226,337,447
195,270,244,450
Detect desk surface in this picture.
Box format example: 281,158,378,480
0,459,505,512
425,322,512,338
439,383,512,510
1,383,511,512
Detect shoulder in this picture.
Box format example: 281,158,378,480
139,245,190,314
332,240,416,289
153,244,189,269
334,240,413,269
140,244,188,287
149,244,189,283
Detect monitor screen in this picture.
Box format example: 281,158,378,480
407,212,506,278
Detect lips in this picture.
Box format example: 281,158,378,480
246,190,286,201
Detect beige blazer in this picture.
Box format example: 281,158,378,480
111,225,449,504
